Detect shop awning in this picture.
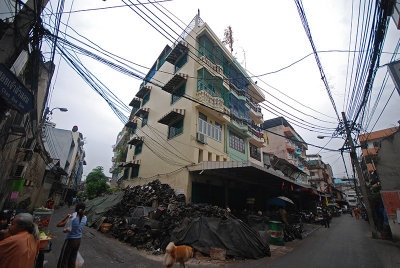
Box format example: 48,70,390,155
136,85,151,98
129,97,141,107
158,109,185,125
162,73,188,94
135,107,149,118
127,136,144,145
165,41,188,64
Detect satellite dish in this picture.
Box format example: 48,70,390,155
72,126,78,132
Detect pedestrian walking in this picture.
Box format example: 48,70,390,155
0,213,40,268
57,202,87,268
354,207,360,220
323,209,330,228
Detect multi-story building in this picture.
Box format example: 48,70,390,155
42,124,86,204
358,126,399,182
113,14,266,205
333,178,358,207
306,154,334,193
262,117,309,184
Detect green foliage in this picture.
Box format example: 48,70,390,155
85,166,109,199
86,166,107,184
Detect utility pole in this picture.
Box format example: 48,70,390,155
342,112,377,238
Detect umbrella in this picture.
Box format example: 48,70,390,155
267,198,286,207
277,196,295,205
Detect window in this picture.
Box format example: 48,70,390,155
134,143,143,155
130,126,137,135
142,114,148,127
171,82,186,104
249,143,261,161
198,149,203,163
142,92,150,106
130,166,139,178
310,172,315,176
198,116,222,142
175,53,188,73
229,131,245,153
168,118,184,139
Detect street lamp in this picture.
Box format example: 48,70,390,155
317,135,343,139
49,107,68,115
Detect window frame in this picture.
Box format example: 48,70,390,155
229,130,245,153
168,118,184,139
142,91,151,106
141,113,148,127
134,143,143,155
171,82,186,104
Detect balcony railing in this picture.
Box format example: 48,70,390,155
247,99,262,113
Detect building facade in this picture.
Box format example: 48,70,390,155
43,124,86,204
306,154,334,193
262,117,309,184
112,15,266,204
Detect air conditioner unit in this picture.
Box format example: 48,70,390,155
196,132,207,144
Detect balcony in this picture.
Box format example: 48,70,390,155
229,114,251,137
286,144,295,153
195,87,230,123
247,99,263,125
199,55,224,79
284,126,296,137
248,123,264,147
362,147,379,157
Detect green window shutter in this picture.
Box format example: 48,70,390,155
171,82,186,104
134,143,143,155
168,118,184,139
142,92,151,106
142,114,148,127
130,166,139,178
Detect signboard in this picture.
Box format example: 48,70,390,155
381,191,400,216
0,64,33,113
388,60,400,96
10,191,19,200
11,179,25,192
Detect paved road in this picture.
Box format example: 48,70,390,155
43,207,400,268
232,214,400,268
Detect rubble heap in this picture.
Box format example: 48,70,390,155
103,180,229,252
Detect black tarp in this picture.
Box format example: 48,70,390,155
171,216,270,259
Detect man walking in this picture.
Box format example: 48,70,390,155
323,209,330,228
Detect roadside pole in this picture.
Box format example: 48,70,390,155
342,112,377,238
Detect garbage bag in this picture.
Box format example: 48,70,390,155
75,251,84,268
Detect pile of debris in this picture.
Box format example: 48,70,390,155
102,180,228,251
101,180,269,259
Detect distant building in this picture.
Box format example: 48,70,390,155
306,154,333,193
262,117,309,184
334,178,358,207
43,124,86,204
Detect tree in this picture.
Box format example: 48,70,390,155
85,166,109,199
86,166,107,184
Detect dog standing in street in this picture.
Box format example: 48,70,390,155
163,242,194,268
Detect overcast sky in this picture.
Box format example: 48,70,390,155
3,0,399,179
